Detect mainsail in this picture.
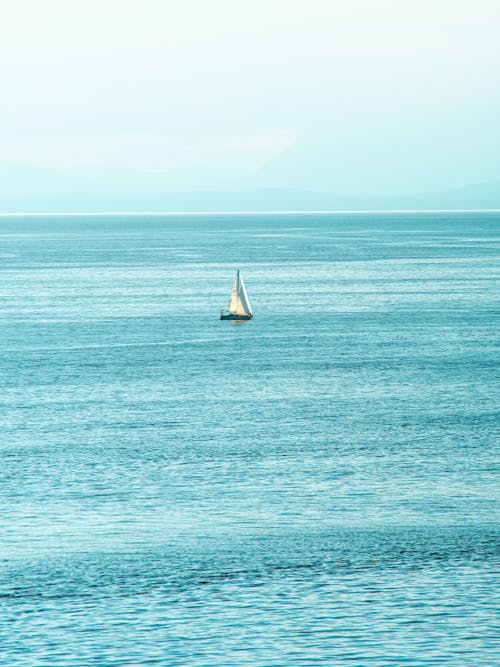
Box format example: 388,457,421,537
227,270,252,316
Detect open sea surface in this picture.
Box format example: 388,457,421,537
0,212,498,666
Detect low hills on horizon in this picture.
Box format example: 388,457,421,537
2,120,499,214
0,179,499,214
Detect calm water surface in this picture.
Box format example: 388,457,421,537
0,212,498,665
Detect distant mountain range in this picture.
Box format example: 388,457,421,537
0,180,498,213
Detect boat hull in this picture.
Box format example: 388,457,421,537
220,313,252,321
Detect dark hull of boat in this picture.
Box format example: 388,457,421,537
220,313,252,321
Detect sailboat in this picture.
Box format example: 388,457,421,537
220,270,253,320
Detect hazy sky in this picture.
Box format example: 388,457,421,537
1,0,499,199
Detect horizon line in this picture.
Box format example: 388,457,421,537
0,209,499,217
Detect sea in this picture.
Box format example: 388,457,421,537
0,211,498,666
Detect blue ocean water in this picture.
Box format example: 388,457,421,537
0,212,498,666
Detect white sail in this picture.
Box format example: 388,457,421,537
227,271,252,316
238,273,253,315
227,272,240,312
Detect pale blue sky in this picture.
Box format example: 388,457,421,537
1,0,499,205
